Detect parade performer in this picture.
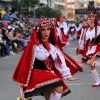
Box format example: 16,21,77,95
12,18,83,100
76,21,83,39
85,14,100,87
57,15,69,47
50,17,71,50
76,19,89,64
68,20,77,40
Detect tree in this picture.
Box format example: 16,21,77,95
35,8,46,18
11,0,16,7
97,14,100,20
11,0,39,11
36,7,62,18
22,0,39,11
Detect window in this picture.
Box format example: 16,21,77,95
67,0,75,2
55,4,58,9
67,12,73,17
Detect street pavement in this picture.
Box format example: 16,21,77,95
0,39,100,100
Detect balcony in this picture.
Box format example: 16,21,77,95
39,0,47,5
1,0,11,1
67,2,75,4
54,1,65,6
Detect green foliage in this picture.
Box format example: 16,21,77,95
11,0,39,11
11,0,17,8
35,7,62,18
29,10,34,17
97,14,100,19
35,8,46,18
22,0,39,8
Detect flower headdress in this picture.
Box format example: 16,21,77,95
49,18,57,21
87,13,98,24
57,15,64,21
36,18,53,32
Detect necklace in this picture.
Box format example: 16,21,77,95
89,26,94,31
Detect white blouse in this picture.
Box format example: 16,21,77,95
34,43,72,79
56,27,62,41
57,21,68,35
85,26,100,41
78,28,87,50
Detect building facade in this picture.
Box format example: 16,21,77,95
65,0,100,20
39,0,66,16
65,0,75,20
0,0,11,9
53,0,66,16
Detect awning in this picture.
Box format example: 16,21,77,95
54,1,65,6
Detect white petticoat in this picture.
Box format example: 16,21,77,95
86,45,97,56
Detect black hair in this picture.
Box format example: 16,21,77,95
37,28,55,50
10,21,15,24
8,28,13,32
37,28,55,62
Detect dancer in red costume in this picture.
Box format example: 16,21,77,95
76,19,89,64
68,20,77,40
12,18,83,100
76,20,83,39
57,15,70,48
85,14,100,87
50,17,71,50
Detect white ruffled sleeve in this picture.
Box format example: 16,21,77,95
35,45,49,61
54,49,72,79
97,26,100,35
76,23,83,32
63,22,68,35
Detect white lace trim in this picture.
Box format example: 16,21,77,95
24,78,61,93
17,45,36,87
62,52,79,70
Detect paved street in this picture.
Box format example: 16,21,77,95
0,40,100,100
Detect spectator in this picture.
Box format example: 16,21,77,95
8,28,25,52
15,29,28,47
8,28,19,53
3,7,11,21
1,22,16,55
10,11,18,21
0,29,8,57
8,21,15,31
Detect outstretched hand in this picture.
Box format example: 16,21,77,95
67,77,80,81
68,43,72,46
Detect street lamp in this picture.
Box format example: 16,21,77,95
33,6,38,22
47,0,49,7
16,0,19,11
16,0,22,18
33,7,36,22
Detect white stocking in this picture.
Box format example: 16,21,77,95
92,61,100,67
72,34,76,39
91,69,100,84
49,91,62,100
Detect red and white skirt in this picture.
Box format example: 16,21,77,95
86,43,100,58
23,69,71,98
61,32,68,43
76,47,85,55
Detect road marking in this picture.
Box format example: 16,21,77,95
67,83,94,86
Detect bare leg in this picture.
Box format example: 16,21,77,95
53,86,63,93
87,57,97,70
44,91,51,100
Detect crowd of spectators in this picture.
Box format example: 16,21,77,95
0,20,34,58
0,21,32,57
0,6,35,58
